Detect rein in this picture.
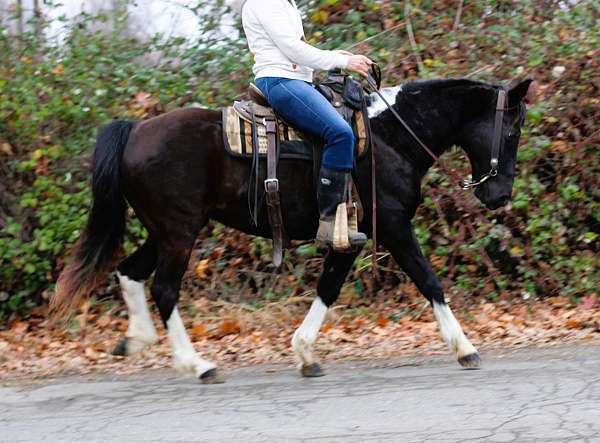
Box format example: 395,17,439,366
364,64,508,279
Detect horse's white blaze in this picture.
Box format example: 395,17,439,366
118,273,158,354
167,307,216,377
368,86,402,118
291,297,328,366
432,301,478,359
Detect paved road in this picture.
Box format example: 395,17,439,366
1,346,599,442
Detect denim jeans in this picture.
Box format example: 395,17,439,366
255,77,355,171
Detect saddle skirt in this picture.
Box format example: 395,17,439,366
222,96,370,161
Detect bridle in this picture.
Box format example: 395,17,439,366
365,64,509,190
364,64,510,279
460,89,507,189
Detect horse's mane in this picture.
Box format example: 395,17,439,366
400,78,497,95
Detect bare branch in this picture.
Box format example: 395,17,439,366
404,1,424,74
453,0,464,33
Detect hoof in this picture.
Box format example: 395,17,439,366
301,363,325,378
112,338,129,357
200,368,225,384
458,353,482,369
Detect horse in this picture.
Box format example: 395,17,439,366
52,77,532,383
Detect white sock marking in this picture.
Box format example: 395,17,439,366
167,307,216,378
118,273,158,354
433,301,478,359
368,86,402,118
292,297,328,366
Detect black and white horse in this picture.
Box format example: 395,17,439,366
52,78,532,382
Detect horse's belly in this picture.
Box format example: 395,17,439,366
207,149,321,240
210,192,319,241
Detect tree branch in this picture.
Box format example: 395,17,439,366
404,1,424,74
453,0,464,33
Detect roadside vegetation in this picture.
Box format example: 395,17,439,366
0,0,598,325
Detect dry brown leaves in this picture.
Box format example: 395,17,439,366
1,290,599,383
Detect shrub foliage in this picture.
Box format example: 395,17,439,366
0,0,598,320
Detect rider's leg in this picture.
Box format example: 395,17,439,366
256,78,367,249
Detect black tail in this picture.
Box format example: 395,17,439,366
51,120,135,319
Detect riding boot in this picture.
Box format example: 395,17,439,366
316,167,367,250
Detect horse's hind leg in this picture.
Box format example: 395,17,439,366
151,233,222,383
292,248,359,377
112,237,159,356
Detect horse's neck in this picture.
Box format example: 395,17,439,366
369,86,461,172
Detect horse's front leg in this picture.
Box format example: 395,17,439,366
292,248,359,377
382,219,481,368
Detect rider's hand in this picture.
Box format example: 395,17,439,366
346,54,373,77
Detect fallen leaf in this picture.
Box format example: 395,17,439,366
96,317,111,328
195,259,210,279
219,320,240,337
550,140,572,153
377,316,390,327
321,323,333,333
0,340,9,362
52,64,64,76
0,142,13,156
191,324,207,337
135,92,159,110
566,319,583,330
84,347,100,362
11,321,29,335
579,294,598,310
548,296,568,307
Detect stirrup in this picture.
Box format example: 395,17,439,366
348,202,359,233
333,203,351,251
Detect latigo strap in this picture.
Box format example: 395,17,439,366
264,118,284,267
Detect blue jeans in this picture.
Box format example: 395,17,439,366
255,77,355,171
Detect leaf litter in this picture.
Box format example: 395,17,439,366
1,286,598,383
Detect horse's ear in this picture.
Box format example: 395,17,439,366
508,78,534,105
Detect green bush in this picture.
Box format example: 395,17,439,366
0,0,598,321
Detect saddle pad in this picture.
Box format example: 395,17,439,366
222,105,369,161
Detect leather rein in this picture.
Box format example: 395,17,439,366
364,64,508,279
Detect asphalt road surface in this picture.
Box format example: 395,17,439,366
1,346,599,442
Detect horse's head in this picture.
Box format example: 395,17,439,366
459,79,533,210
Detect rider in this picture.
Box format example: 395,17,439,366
228,0,371,249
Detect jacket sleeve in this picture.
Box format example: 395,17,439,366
251,0,348,71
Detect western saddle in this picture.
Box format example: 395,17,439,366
233,71,374,266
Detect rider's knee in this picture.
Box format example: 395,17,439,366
324,121,354,153
333,122,355,146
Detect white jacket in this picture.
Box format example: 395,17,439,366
226,0,349,82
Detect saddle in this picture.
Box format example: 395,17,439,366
221,72,374,266
223,82,371,160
